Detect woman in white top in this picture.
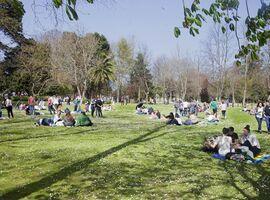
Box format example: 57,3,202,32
210,128,232,157
239,125,261,157
221,100,227,119
5,97,14,118
255,102,264,133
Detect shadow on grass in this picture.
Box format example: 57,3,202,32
220,161,270,199
0,128,98,144
0,125,167,200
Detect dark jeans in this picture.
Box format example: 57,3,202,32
48,105,55,114
256,117,263,132
96,108,102,117
265,115,270,132
91,107,95,117
7,106,14,118
242,140,261,157
74,104,78,112
29,105,34,115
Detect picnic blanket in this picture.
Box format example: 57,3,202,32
212,153,270,164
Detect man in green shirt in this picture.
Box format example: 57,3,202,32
210,98,218,117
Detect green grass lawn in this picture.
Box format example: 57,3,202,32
0,104,270,200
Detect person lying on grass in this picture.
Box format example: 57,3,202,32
35,110,63,127
150,110,161,120
75,111,93,126
207,114,219,123
183,114,199,125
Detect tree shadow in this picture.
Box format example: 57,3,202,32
0,128,98,144
220,161,270,200
0,125,167,200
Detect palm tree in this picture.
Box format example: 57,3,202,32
90,54,115,93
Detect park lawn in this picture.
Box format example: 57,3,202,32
0,104,270,200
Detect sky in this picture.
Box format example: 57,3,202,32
16,0,263,60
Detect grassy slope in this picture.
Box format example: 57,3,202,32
0,104,270,200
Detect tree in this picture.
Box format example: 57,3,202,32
113,38,134,102
51,32,100,99
203,24,233,100
130,52,153,102
15,41,52,96
0,0,28,93
200,78,210,103
175,0,270,64
90,54,115,94
152,56,172,104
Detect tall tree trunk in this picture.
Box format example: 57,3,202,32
145,92,149,103
117,88,120,103
232,85,235,107
138,86,141,102
182,75,188,100
242,57,249,106
163,91,166,104
77,86,82,97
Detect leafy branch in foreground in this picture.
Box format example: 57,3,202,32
175,0,270,65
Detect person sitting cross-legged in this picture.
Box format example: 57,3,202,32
63,109,75,127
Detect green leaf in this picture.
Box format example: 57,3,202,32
245,30,251,37
195,18,202,27
193,27,199,34
202,8,210,15
53,0,62,8
67,5,78,20
229,23,235,31
251,51,259,61
189,28,195,36
174,27,181,38
87,0,94,3
258,37,266,47
221,26,226,33
66,5,73,20
71,0,77,6
236,60,241,66
191,3,199,12
196,13,205,21
258,18,266,28
225,16,231,23
233,16,240,21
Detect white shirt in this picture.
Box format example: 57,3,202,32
214,135,232,156
240,134,260,149
256,107,264,118
183,102,189,108
221,103,227,111
5,99,12,107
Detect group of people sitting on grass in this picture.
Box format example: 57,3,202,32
203,125,261,161
135,103,202,126
135,102,220,126
35,108,93,127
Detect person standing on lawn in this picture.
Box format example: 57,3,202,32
210,98,218,118
221,100,227,119
264,101,270,133
5,96,14,119
28,96,35,116
255,102,264,134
